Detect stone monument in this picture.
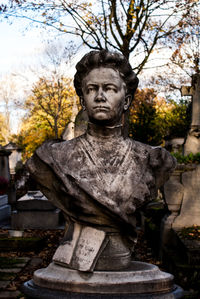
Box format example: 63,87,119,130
0,146,11,224
162,74,200,231
182,74,200,155
23,50,182,298
0,145,11,181
11,190,60,229
4,142,22,175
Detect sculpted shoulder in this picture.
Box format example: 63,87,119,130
35,136,84,164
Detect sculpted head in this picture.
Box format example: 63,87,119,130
74,50,139,126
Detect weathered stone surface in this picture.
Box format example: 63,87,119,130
0,147,11,181
164,172,184,213
11,209,60,229
4,142,22,175
183,74,200,155
33,261,175,294
23,280,183,299
53,223,107,272
173,165,200,228
184,129,200,155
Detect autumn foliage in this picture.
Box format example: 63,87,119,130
129,88,191,145
18,77,79,160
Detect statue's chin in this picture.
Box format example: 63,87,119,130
88,116,122,127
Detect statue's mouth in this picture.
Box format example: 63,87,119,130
93,106,110,111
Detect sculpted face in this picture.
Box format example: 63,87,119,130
81,67,131,126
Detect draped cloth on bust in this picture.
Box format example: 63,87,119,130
26,131,176,238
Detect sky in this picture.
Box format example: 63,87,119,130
0,19,44,74
0,18,48,133
0,17,81,133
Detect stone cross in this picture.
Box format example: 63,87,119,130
181,74,200,155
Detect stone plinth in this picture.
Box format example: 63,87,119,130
22,261,183,298
11,191,60,229
11,209,60,229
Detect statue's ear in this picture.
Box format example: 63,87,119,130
124,95,132,111
80,97,86,111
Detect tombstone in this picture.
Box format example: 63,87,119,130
74,108,89,137
0,146,11,181
171,164,200,229
161,165,185,248
182,74,200,155
0,146,11,224
11,191,60,229
62,96,79,140
161,74,200,239
4,142,22,175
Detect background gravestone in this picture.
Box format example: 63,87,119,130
11,191,61,229
0,146,11,224
182,74,200,155
4,142,22,175
0,146,11,181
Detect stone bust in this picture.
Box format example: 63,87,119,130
27,50,176,272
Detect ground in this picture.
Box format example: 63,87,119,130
0,228,198,299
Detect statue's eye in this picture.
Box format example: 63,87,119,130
105,85,117,92
87,86,96,93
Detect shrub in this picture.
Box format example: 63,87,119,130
172,152,200,164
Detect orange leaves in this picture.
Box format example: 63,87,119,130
18,77,79,160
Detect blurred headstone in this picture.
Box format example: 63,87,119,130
11,191,60,229
182,74,200,155
4,142,22,175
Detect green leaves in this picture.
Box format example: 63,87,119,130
129,89,191,146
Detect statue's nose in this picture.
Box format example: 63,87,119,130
95,88,106,102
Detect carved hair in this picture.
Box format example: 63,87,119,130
74,50,139,99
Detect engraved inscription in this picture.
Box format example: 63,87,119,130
71,227,106,271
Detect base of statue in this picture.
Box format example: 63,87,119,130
22,261,183,298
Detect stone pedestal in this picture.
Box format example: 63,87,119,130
11,191,60,229
22,261,183,298
0,194,11,223
161,163,200,246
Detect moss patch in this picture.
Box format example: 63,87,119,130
0,237,44,252
0,257,28,268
